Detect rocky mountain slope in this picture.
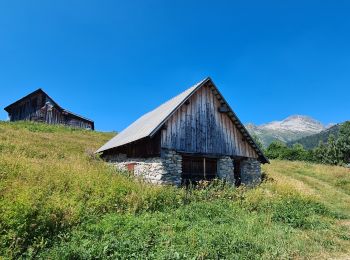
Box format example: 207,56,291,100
288,123,344,149
246,115,326,147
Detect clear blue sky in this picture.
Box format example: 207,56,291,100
0,1,349,131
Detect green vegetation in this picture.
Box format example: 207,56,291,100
264,121,350,166
1,121,349,259
265,141,313,161
288,124,341,149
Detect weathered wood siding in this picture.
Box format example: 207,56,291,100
64,116,93,129
8,92,44,122
103,132,161,158
7,92,94,130
161,85,258,158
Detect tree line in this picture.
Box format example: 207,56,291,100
255,121,350,166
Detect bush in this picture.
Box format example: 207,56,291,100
264,122,350,166
265,141,288,159
265,141,310,161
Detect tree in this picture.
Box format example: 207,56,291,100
265,141,288,159
263,121,350,166
312,121,350,166
313,140,327,163
289,143,308,161
337,121,350,164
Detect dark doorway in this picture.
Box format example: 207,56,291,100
233,160,241,186
182,156,217,185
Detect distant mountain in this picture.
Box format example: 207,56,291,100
246,115,326,147
288,123,342,149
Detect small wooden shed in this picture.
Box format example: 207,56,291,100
4,89,94,130
97,77,268,186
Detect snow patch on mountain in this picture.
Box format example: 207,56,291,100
246,115,326,147
261,115,325,133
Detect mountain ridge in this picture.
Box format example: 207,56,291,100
288,123,345,149
246,115,326,147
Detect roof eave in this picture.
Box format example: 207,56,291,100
4,88,45,112
149,77,211,137
204,79,270,164
96,77,270,163
150,77,269,163
4,88,94,125
63,109,94,123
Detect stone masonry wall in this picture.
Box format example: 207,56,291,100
161,149,182,186
104,152,261,187
240,158,261,186
104,149,182,186
217,156,235,184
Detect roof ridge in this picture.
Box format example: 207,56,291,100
96,77,209,153
4,88,94,124
95,76,268,163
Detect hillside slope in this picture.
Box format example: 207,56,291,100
288,123,342,149
0,121,349,259
246,115,325,147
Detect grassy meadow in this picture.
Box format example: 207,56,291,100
0,121,349,259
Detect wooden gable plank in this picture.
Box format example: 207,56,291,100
161,83,260,159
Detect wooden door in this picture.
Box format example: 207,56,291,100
234,160,241,186
205,158,217,180
182,156,217,185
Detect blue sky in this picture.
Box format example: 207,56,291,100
0,1,349,131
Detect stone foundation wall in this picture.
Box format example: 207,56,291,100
240,158,261,186
161,149,182,186
217,156,235,184
104,149,182,186
104,152,261,187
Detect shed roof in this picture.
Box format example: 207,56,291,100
96,77,269,163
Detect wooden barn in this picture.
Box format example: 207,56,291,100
4,89,94,130
97,77,268,186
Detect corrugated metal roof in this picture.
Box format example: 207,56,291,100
96,77,210,153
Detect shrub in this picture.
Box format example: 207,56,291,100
265,121,350,166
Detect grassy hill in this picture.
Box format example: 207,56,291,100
288,124,342,149
1,121,350,259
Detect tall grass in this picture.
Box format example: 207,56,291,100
0,121,349,259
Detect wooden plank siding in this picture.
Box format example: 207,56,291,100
8,92,43,122
6,91,94,130
103,132,161,158
160,84,259,158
